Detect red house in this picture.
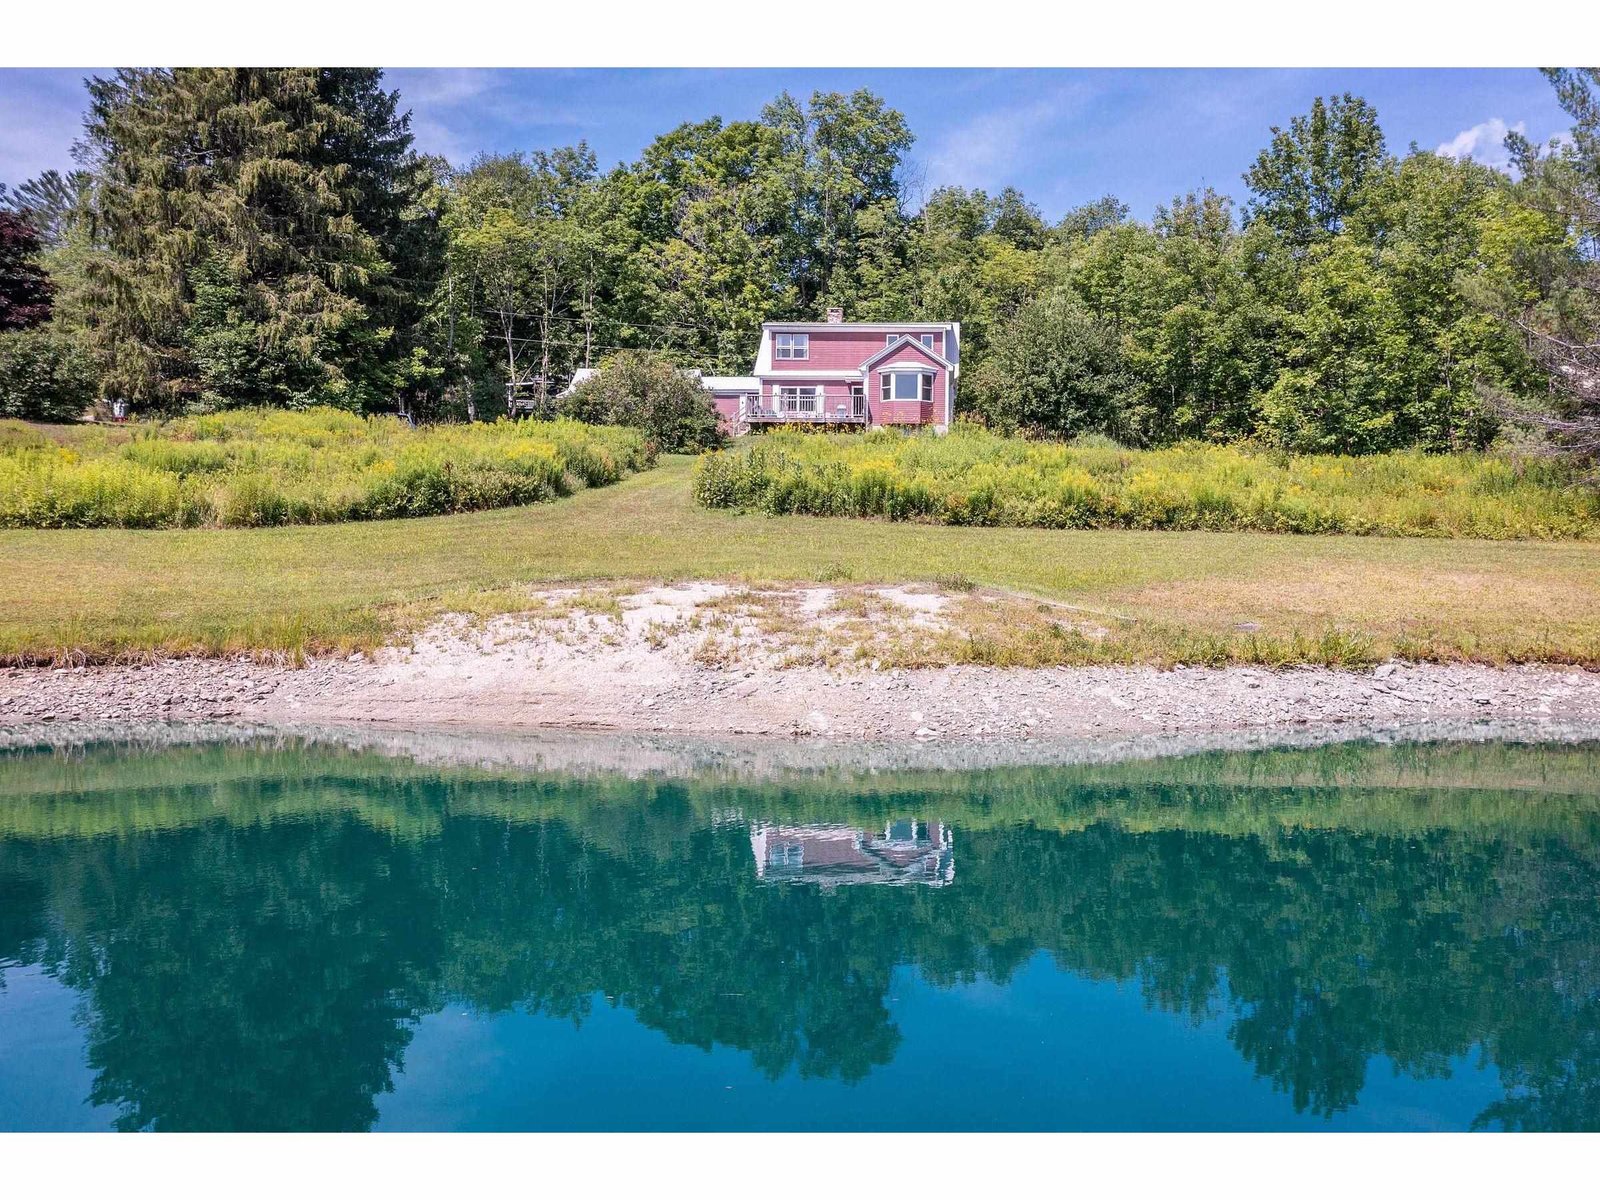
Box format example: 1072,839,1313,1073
703,309,960,436
749,819,956,888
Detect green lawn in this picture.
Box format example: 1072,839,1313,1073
3,454,1599,666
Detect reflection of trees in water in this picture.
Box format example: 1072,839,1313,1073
1,757,1598,1130
4,821,441,1131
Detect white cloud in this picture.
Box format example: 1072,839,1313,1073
921,84,1094,195
1437,117,1526,173
386,68,585,168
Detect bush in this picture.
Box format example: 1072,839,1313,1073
0,407,654,529
966,290,1137,440
692,426,1598,539
0,328,98,422
557,350,723,453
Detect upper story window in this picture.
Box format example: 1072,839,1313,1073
886,332,939,350
775,333,809,360
921,333,937,349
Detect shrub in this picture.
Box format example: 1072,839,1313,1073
692,426,1598,539
557,351,724,453
966,290,1137,440
0,327,99,422
0,407,654,529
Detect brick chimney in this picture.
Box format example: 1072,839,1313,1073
826,307,844,324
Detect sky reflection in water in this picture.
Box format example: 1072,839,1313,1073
1,733,1597,1131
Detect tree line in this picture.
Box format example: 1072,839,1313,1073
1,67,1596,458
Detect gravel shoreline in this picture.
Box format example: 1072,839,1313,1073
4,584,1599,745
3,653,1598,745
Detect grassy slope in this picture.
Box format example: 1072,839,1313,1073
2,455,1599,665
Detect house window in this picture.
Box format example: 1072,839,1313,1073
778,386,818,413
775,333,809,360
882,372,934,403
920,333,936,349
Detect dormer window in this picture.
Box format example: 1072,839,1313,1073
887,332,938,349
775,333,809,360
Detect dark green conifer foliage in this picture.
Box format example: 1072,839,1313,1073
79,68,436,411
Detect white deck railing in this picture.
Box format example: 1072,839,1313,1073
743,396,868,423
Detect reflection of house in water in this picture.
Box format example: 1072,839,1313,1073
750,820,955,887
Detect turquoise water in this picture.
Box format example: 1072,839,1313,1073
1,733,1598,1131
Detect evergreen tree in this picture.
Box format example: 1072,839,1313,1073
78,68,438,411
0,169,91,249
1483,68,1600,465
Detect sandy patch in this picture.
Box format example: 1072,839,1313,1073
3,582,1599,744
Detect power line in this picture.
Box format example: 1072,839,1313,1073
374,271,759,340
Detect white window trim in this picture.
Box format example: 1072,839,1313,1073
775,333,809,360
881,370,934,403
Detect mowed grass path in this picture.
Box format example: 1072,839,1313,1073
3,455,1598,665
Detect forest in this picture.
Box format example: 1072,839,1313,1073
0,67,1597,458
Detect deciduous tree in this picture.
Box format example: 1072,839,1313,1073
0,211,53,331
1244,93,1390,252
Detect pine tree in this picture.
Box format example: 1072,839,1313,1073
78,68,438,411
1492,68,1600,466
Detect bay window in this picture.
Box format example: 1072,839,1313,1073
881,371,934,402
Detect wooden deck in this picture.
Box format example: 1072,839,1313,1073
743,409,869,426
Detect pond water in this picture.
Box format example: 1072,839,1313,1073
2,731,1598,1132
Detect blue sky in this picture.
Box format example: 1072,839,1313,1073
0,68,1573,219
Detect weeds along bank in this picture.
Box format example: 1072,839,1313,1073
693,428,1599,540
0,410,654,529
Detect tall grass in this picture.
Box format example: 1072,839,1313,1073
693,427,1599,539
0,409,654,529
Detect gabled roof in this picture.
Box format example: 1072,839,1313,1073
859,335,955,372
751,321,961,375
760,320,958,331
